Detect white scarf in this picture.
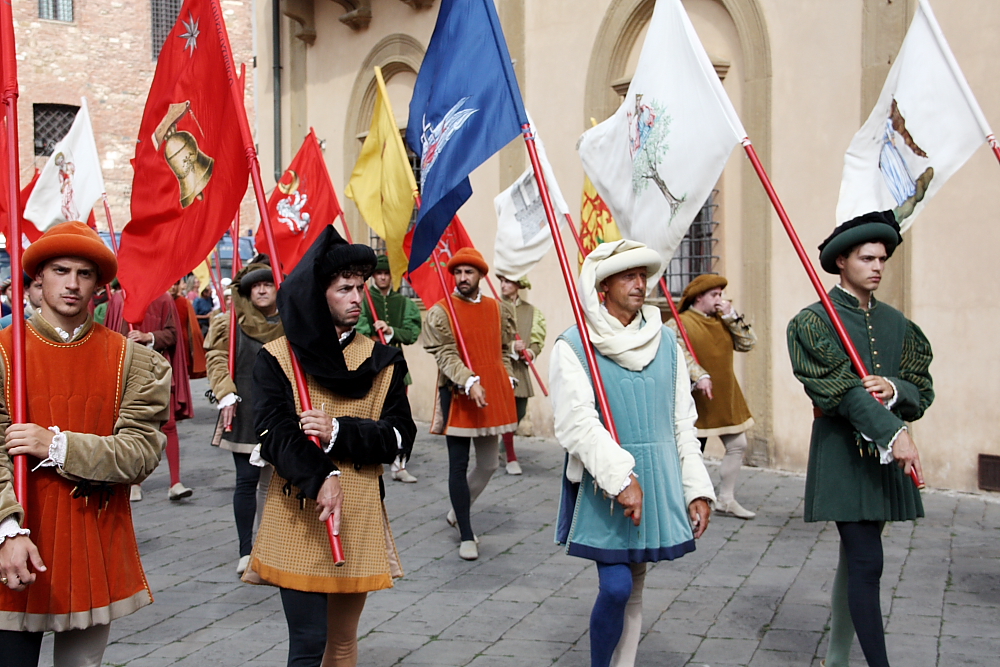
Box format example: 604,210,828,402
578,240,662,371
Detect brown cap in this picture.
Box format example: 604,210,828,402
679,274,727,311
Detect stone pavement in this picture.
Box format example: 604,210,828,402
40,379,1000,666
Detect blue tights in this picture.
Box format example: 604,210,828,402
590,563,633,667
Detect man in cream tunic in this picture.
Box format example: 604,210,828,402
550,240,715,667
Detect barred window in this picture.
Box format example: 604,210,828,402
39,0,73,22
33,103,79,157
663,190,720,296
151,0,183,60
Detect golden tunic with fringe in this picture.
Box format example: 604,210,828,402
244,334,402,594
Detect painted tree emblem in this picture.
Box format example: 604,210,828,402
628,94,685,218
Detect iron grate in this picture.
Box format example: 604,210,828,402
662,189,720,297
39,0,73,22
33,103,79,157
151,0,184,60
978,454,1000,492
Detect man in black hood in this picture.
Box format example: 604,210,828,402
245,227,416,667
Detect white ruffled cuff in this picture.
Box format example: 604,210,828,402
0,516,30,546
217,393,240,409
617,471,637,495
32,426,66,471
463,376,480,393
323,418,340,454
861,426,906,465
885,379,899,410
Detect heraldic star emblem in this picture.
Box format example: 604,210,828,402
179,12,200,56
419,97,478,190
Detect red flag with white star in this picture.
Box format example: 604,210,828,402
119,0,249,323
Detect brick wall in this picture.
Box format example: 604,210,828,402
10,0,257,232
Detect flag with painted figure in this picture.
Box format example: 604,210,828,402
836,0,992,232
492,114,570,281
577,0,744,272
24,97,106,231
405,0,528,273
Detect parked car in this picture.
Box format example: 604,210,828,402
214,233,256,278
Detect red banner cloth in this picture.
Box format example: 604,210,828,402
118,0,249,323
0,168,43,248
404,216,474,306
255,129,342,276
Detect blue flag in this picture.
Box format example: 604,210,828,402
406,0,528,273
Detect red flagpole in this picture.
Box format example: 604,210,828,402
215,4,345,566
482,274,548,397
228,215,242,380
208,249,226,314
520,124,620,443
334,212,388,346
741,139,923,489
101,193,119,255
2,0,28,514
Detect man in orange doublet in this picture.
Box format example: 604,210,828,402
0,222,171,667
422,248,517,561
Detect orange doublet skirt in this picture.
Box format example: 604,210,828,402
0,469,152,632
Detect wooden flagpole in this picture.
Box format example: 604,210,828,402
2,0,28,512
741,139,923,488
215,4,345,565
101,193,119,255
208,249,226,314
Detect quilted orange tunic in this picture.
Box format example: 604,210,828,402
0,323,151,632
440,296,517,437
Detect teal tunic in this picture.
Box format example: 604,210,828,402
787,287,933,522
555,325,695,563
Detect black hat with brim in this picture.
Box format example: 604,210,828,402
239,267,275,296
818,210,902,274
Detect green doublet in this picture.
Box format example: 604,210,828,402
787,287,933,523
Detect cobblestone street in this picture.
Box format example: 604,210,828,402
42,379,1000,666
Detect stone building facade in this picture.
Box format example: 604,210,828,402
8,0,256,233
251,0,1000,494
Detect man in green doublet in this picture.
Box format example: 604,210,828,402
356,254,422,483
787,210,933,667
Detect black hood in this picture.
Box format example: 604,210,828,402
276,226,402,399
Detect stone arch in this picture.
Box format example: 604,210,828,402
583,0,774,464
342,34,425,235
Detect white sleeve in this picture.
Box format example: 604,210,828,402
673,342,716,507
549,338,634,495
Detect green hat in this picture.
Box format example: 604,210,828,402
818,210,902,274
497,274,531,290
374,254,390,272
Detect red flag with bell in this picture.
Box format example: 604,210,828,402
118,0,249,323
256,129,343,275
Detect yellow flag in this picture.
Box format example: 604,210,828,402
345,67,417,290
579,173,621,268
193,258,212,293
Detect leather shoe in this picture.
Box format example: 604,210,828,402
237,555,251,575
446,508,457,528
392,469,418,483
168,483,193,501
459,540,479,560
130,485,143,502
716,498,756,519
505,460,522,475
